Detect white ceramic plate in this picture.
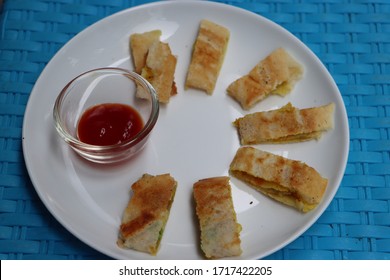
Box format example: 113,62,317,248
23,1,349,260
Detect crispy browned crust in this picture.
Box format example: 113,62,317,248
118,174,177,255
234,103,335,144
229,147,328,212
130,30,162,74
139,41,177,103
193,176,242,259
185,20,230,94
226,75,267,109
227,48,303,109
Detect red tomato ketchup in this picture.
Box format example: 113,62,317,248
77,103,144,146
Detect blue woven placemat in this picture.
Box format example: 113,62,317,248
1,0,389,260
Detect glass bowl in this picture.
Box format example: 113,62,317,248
53,67,159,164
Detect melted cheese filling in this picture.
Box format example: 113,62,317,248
271,81,292,96
264,131,322,143
232,171,316,212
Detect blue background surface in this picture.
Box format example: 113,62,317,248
1,0,389,259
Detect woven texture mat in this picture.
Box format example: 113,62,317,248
1,0,389,260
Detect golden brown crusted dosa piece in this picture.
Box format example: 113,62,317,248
186,19,230,94
117,173,177,255
138,41,178,103
193,176,242,259
130,30,162,74
230,147,328,212
234,103,335,145
227,48,303,109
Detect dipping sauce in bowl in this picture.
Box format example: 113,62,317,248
77,103,144,146
53,67,159,164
